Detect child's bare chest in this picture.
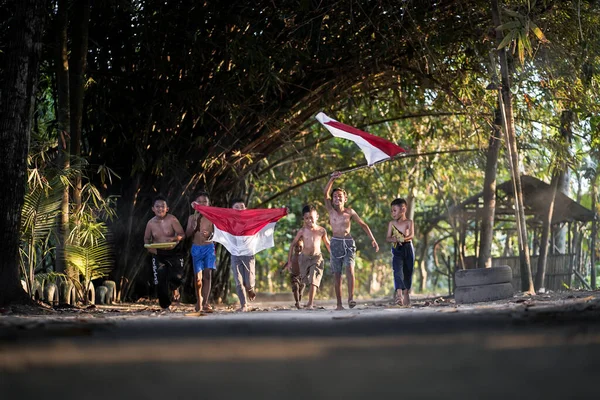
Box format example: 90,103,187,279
152,219,174,235
330,211,350,226
303,227,322,242
393,220,410,233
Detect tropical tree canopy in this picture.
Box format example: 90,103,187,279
2,0,599,303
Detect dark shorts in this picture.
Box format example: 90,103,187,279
329,237,356,274
391,242,415,290
151,250,185,309
151,249,184,285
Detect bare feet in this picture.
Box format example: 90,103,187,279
335,304,345,311
295,302,301,309
348,300,357,309
203,304,214,312
173,289,181,304
236,305,248,312
395,289,404,306
304,303,315,310
247,288,256,301
403,290,410,307
195,304,201,312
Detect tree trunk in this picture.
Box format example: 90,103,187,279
0,0,47,305
591,171,597,289
55,0,72,276
418,231,429,292
535,174,559,292
555,110,574,253
69,0,91,218
491,0,534,293
477,112,501,269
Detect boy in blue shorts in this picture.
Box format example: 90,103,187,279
186,192,216,313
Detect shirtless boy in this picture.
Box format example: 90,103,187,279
230,198,257,312
324,171,379,310
286,205,330,309
386,198,415,306
186,192,215,313
286,237,305,309
144,195,185,310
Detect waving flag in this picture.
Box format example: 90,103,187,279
192,204,288,256
316,112,406,165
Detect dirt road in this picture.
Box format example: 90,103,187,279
1,291,599,399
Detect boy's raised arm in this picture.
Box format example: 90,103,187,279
324,171,341,211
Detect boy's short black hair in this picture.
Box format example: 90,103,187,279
391,198,407,207
153,195,168,206
195,191,210,199
331,187,347,198
230,197,245,208
302,204,317,215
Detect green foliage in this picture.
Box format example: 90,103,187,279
496,3,549,64
24,0,600,299
19,167,64,294
65,237,113,283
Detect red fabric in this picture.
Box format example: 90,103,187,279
192,205,288,236
325,120,406,157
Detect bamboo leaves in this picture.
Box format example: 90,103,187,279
496,7,549,64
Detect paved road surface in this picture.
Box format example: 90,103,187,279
1,295,600,399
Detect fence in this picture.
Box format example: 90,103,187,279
491,254,573,291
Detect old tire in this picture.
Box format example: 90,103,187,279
32,280,44,301
455,265,512,288
102,280,116,304
79,282,96,305
455,282,514,304
60,281,76,305
96,286,108,305
44,282,59,306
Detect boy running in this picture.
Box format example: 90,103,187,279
229,198,256,312
324,171,379,310
144,195,185,310
286,205,330,309
186,192,215,313
285,238,305,309
386,198,415,306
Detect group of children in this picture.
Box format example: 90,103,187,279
143,172,416,312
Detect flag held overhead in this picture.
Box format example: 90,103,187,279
192,204,288,256
316,112,406,166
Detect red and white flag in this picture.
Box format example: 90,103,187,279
191,204,288,256
316,112,406,165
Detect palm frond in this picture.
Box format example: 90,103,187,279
65,235,113,282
